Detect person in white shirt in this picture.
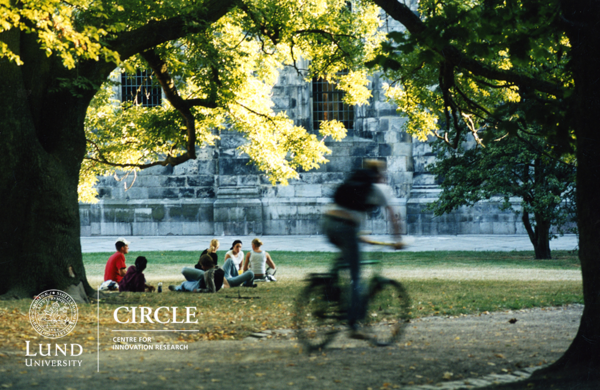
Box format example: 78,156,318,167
223,240,244,272
222,240,256,287
242,238,276,282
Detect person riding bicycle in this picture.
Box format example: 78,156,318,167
323,159,403,339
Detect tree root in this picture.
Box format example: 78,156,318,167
0,287,33,300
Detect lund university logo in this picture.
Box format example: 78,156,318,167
29,290,78,339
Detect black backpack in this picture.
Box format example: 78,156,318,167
333,168,378,211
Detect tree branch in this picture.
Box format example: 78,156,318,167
85,139,186,169
140,49,200,162
373,0,566,98
107,0,240,61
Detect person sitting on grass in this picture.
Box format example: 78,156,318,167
104,237,130,284
170,254,227,293
243,238,277,282
222,255,256,288
223,240,244,273
196,239,220,268
119,256,155,292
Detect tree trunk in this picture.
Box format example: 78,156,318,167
0,30,98,299
532,214,552,260
522,212,552,259
539,0,600,377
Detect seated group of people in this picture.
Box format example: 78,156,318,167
103,237,277,294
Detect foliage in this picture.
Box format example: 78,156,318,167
366,0,577,256
427,130,576,238
0,0,119,67
55,0,386,201
370,0,574,151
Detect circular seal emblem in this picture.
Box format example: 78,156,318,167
29,289,78,339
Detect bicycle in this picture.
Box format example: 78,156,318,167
294,240,411,351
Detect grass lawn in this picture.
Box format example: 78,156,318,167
0,279,582,352
83,250,582,270
0,251,582,353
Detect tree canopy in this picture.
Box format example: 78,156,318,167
428,129,576,259
367,0,578,258
0,0,385,299
371,0,573,149
1,0,385,203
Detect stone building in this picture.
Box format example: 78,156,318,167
80,59,526,237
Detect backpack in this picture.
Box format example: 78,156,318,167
333,168,378,211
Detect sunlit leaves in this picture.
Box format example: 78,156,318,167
1,0,119,68
318,120,347,142
77,0,382,201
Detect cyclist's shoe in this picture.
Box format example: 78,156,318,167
243,283,258,288
168,285,176,291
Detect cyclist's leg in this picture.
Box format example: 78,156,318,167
343,230,363,329
323,215,363,328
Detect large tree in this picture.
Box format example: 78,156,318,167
371,0,599,378
428,131,576,259
0,0,381,298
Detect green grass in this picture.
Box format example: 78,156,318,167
0,251,582,353
84,250,581,270
405,280,582,316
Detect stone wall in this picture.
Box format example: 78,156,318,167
80,8,527,237
81,64,419,236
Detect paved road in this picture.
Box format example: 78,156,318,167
81,234,579,253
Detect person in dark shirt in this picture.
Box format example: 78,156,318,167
196,238,219,268
119,256,155,292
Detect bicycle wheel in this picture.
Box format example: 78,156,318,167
295,275,343,351
362,277,410,347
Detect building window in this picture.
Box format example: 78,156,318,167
121,70,162,107
312,77,354,131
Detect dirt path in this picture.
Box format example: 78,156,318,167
0,305,584,390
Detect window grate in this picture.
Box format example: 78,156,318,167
121,70,162,107
312,77,354,131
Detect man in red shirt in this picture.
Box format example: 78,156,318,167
104,237,130,283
